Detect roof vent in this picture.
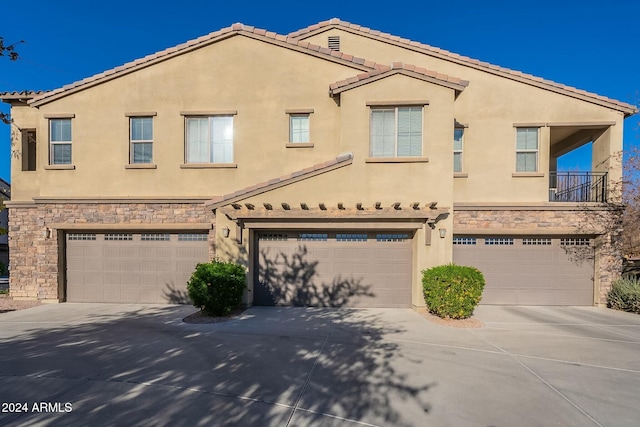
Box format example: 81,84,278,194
328,36,340,51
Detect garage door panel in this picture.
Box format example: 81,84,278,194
454,236,593,306
121,260,140,272
67,232,209,303
256,231,411,308
83,274,104,286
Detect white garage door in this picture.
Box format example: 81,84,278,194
255,231,412,307
66,232,209,303
453,236,594,305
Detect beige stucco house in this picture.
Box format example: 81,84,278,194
1,19,636,307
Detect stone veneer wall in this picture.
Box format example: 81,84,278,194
453,208,624,305
9,203,215,301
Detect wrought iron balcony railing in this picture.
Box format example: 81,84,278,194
549,171,608,203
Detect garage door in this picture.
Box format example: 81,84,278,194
255,231,412,307
66,232,209,303
453,236,594,305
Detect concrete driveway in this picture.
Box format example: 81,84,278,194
0,304,638,427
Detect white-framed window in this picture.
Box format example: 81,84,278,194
454,128,464,173
370,107,422,157
289,114,310,143
185,116,234,163
130,117,153,164
516,127,538,172
49,118,72,165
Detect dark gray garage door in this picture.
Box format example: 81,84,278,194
453,236,594,305
255,231,412,307
66,232,209,303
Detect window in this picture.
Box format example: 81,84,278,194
68,233,96,241
141,233,170,241
130,117,153,164
49,118,72,165
516,128,538,172
21,129,36,171
376,233,409,242
453,237,476,245
258,233,288,241
522,238,551,245
484,238,514,245
337,233,367,242
104,233,133,241
178,233,208,241
370,107,422,157
185,116,233,163
454,128,464,173
561,238,591,246
298,233,328,241
290,114,310,143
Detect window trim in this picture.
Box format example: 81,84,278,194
454,127,464,173
288,113,311,144
369,106,424,158
129,116,154,165
48,118,73,166
21,128,37,171
515,127,540,173
184,115,235,164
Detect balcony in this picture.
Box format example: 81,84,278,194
549,171,608,203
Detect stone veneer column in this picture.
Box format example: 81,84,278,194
9,206,59,301
8,203,216,302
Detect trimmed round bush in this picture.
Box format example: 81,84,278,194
187,260,247,316
607,277,640,314
422,264,485,319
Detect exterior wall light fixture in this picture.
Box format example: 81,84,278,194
221,226,230,238
439,228,446,239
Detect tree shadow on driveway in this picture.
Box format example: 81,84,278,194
0,305,431,427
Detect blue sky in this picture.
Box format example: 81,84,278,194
1,0,639,183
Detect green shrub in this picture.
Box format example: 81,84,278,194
607,277,640,314
422,264,485,319
187,260,247,316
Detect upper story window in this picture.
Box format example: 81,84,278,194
21,129,37,171
454,128,464,173
370,107,422,157
516,127,539,172
185,116,234,163
130,117,153,164
49,118,72,165
289,114,310,143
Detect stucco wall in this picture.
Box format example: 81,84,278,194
301,29,626,204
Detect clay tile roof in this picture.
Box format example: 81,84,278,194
328,63,469,96
0,90,48,101
288,18,637,115
205,153,354,209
